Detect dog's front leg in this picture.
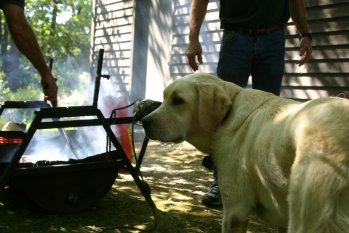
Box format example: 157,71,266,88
222,202,249,233
219,182,252,232
222,214,248,233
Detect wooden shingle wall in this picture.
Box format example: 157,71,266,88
170,0,349,100
91,0,349,100
170,0,221,79
90,0,134,97
284,0,349,100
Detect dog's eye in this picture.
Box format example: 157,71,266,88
172,96,184,106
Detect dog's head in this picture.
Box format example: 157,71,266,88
141,73,239,152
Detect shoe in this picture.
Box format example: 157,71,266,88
202,184,222,207
202,155,214,170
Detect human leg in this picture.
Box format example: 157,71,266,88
217,30,254,85
202,166,222,207
251,30,285,96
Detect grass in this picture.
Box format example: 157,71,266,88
0,141,279,233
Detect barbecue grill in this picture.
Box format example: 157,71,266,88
0,49,155,213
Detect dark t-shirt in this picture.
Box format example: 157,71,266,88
219,0,290,29
0,0,25,9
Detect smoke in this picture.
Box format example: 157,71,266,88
52,56,91,107
1,56,134,165
21,126,108,163
14,96,132,164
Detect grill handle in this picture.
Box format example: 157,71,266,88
93,49,110,108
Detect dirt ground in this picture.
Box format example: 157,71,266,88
0,141,280,233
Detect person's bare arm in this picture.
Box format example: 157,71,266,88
186,0,209,71
289,0,312,66
3,3,58,105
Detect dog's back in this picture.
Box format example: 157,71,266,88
287,97,349,233
141,73,349,233
215,95,349,232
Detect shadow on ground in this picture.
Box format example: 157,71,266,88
0,141,280,233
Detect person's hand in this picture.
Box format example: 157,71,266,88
41,73,58,107
296,37,312,66
186,40,203,71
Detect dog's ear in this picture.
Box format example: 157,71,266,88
195,83,232,132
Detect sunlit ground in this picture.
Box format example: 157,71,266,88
0,141,280,233
109,141,281,233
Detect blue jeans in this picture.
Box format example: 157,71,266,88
217,29,285,96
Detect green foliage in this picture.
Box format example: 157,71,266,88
26,0,92,63
0,73,10,102
6,83,41,101
0,0,92,104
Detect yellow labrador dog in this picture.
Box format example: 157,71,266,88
141,73,349,233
